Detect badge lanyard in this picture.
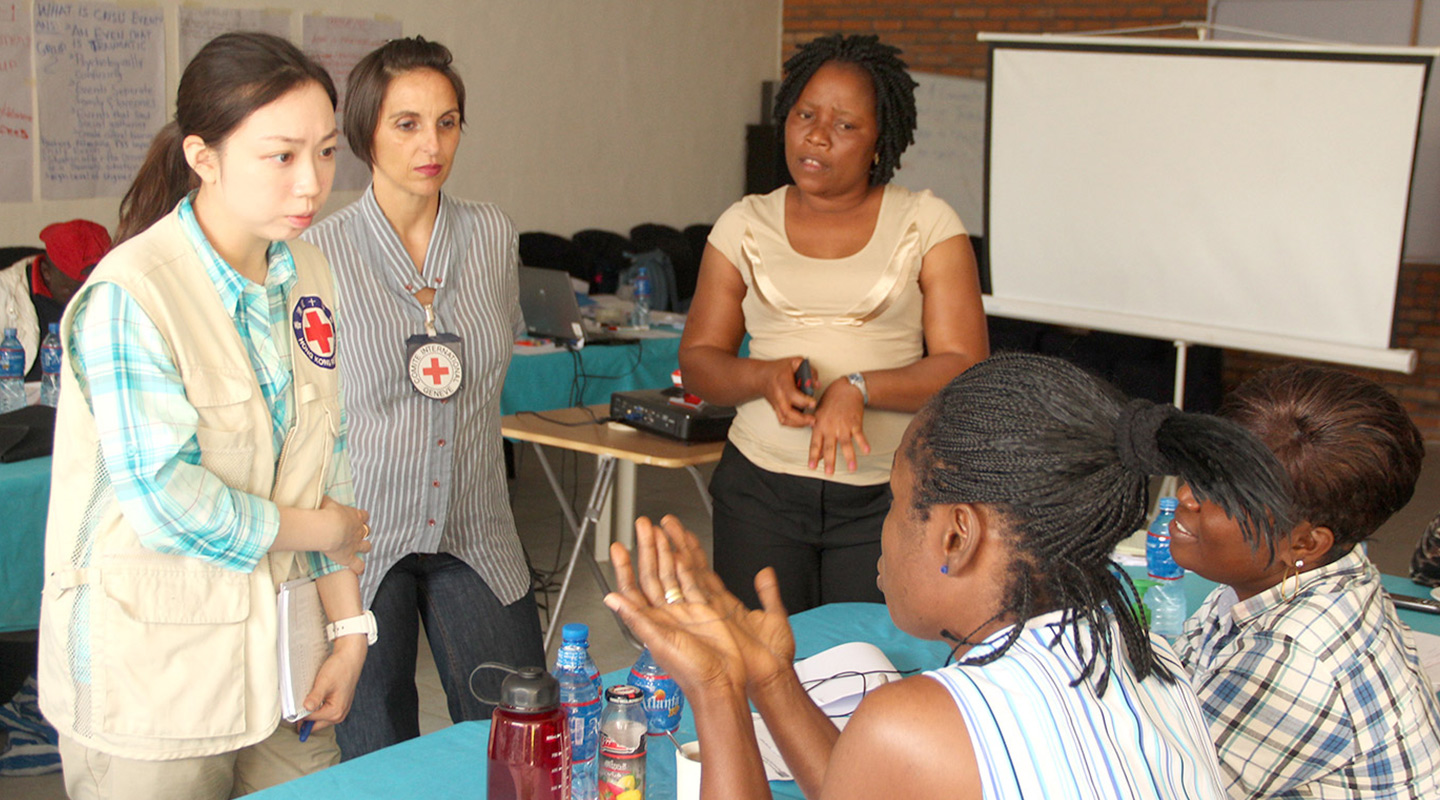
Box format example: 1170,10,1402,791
358,191,473,401
406,302,464,400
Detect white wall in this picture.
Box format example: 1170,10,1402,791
1,0,782,247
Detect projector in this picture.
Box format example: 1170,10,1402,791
609,388,735,442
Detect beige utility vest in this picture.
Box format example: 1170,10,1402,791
38,209,344,759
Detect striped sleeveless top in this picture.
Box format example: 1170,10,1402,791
925,611,1225,800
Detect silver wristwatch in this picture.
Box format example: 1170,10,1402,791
846,372,869,406
325,610,378,645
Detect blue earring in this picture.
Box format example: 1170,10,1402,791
940,564,949,575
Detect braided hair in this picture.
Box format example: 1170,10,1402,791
906,353,1292,693
774,34,918,185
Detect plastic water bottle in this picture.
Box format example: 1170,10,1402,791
557,623,603,705
0,328,25,413
40,323,61,408
630,265,651,329
598,685,646,800
557,627,602,800
627,647,682,736
1145,497,1187,637
485,666,570,800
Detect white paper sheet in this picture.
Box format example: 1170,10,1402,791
1410,630,1440,693
754,642,903,782
0,1,34,202
35,1,164,200
277,577,331,723
179,6,291,69
301,15,402,192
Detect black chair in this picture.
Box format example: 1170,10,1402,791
630,223,697,306
519,232,591,286
1,247,43,271
571,229,632,295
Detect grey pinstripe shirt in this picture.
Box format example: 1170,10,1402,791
303,188,530,609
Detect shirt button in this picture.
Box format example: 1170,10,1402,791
428,519,436,526
432,480,440,488
405,284,414,291
437,439,446,447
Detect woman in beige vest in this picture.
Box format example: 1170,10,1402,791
680,34,989,613
39,33,372,800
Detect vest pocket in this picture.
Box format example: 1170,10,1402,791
189,368,260,491
97,567,249,739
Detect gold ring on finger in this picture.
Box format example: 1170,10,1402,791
664,587,684,605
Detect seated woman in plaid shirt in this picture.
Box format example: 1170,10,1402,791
1171,364,1440,800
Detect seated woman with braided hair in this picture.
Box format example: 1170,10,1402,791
605,353,1292,800
1171,364,1440,800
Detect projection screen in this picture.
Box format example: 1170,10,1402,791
979,34,1435,372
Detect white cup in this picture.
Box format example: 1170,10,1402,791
675,740,701,800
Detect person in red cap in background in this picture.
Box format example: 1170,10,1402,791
0,219,111,380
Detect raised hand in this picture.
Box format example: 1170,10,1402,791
604,519,747,694
650,516,797,693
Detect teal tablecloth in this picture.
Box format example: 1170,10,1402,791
0,456,50,633
249,572,1440,800
249,603,944,800
501,334,683,415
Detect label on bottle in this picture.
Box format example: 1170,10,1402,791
41,345,61,375
598,714,646,800
1146,532,1184,580
565,696,601,760
628,665,682,735
0,347,21,377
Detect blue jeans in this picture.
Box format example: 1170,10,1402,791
335,553,545,760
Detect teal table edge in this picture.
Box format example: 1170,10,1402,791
248,603,939,800
0,455,51,633
248,571,1440,800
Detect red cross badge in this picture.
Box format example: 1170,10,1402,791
408,341,463,399
292,296,336,369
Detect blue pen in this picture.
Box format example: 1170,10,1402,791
298,720,314,742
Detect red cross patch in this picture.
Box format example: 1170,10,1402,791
291,296,336,369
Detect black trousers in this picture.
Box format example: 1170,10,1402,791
709,443,889,614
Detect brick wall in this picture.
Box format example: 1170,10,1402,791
783,1,1209,76
782,1,1440,439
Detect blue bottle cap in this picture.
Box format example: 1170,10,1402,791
562,623,590,644
1158,497,1178,512
49,323,59,334
3,328,14,337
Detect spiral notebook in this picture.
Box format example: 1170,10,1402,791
276,578,331,723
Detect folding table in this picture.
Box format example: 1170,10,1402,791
500,405,724,649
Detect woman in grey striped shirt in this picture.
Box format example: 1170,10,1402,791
303,37,544,760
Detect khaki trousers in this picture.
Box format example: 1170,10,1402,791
59,723,339,800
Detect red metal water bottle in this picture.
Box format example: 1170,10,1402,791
483,664,571,800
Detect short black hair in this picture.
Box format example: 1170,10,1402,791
908,354,1290,693
1224,363,1424,555
343,36,466,169
774,34,918,185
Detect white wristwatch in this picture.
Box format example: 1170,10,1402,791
325,611,378,646
846,372,869,406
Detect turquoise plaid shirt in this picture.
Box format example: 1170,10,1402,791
68,197,351,576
